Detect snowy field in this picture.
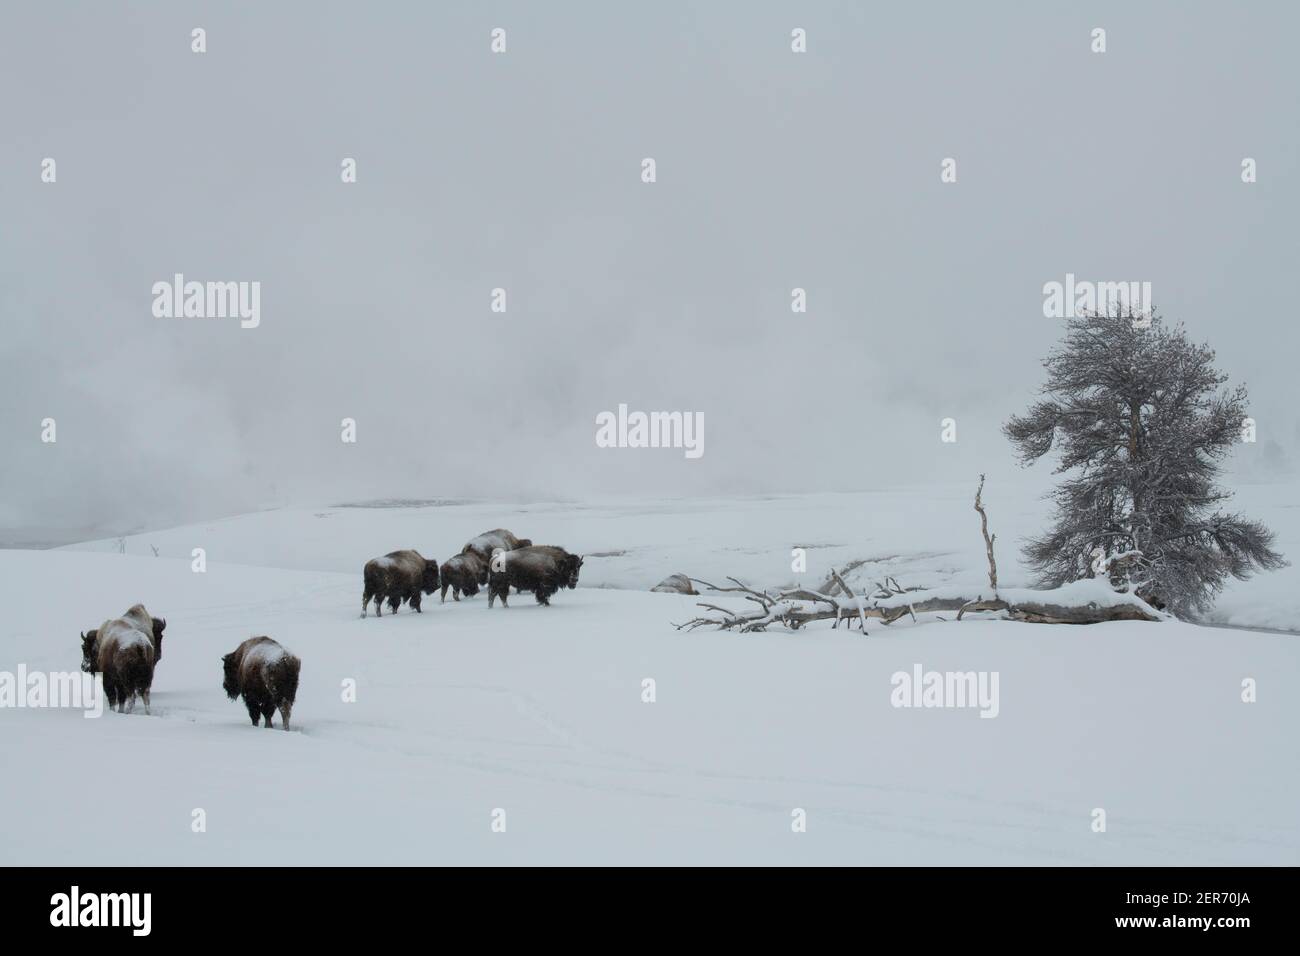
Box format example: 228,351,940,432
55,478,1300,631
2,485,1298,865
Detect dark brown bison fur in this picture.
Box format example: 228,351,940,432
80,604,164,714
149,614,167,662
488,545,584,607
461,529,532,565
362,549,439,617
222,636,301,730
528,546,583,589
439,552,486,602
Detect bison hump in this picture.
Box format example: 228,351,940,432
97,620,154,667
382,550,425,571
119,604,155,635
243,639,292,667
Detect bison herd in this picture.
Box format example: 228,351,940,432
74,528,581,730
80,603,298,729
361,528,582,617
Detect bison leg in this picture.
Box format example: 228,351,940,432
246,700,261,726
535,588,552,606
279,702,292,731
387,594,401,615
362,589,372,618
263,702,276,728
141,689,151,715
440,583,449,603
453,588,461,601
411,592,422,613
374,593,384,617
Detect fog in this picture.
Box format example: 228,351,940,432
2,1,1297,542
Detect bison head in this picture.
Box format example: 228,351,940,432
516,538,533,548
80,630,99,673
151,617,166,662
565,555,584,589
421,560,440,595
221,652,241,699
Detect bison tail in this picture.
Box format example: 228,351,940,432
273,657,301,708
117,649,155,703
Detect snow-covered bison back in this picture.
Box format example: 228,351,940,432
80,604,166,714
361,549,439,617
488,545,583,607
222,636,300,730
461,529,531,565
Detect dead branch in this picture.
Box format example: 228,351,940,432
974,473,998,591
674,569,937,634
672,477,1162,634
674,572,1162,633
956,598,1009,620
816,558,868,595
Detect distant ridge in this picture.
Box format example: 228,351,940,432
332,498,479,510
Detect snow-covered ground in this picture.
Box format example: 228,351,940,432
58,479,1300,630
2,487,1298,865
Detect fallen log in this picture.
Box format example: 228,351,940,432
672,477,1164,634
673,577,1164,634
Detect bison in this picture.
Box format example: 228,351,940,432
79,604,166,714
361,549,439,617
487,545,584,607
461,529,532,565
222,636,301,730
439,551,486,602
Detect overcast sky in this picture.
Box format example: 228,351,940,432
2,1,1297,541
